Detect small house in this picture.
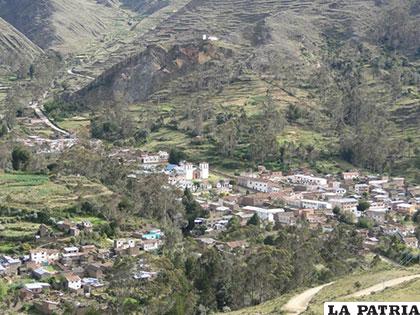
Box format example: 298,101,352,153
64,273,82,291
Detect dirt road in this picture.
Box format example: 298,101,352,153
30,101,70,136
282,282,334,315
67,68,94,80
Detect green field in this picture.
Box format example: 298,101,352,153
57,116,90,134
0,172,113,211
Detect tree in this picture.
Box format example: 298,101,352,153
215,120,238,157
28,64,35,79
357,217,374,229
357,200,371,212
169,148,186,165
246,92,285,163
227,216,240,231
11,146,30,170
182,188,205,233
247,213,261,226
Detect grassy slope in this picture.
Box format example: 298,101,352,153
49,0,135,54
305,266,420,314
344,278,420,302
0,172,113,211
0,17,43,69
222,259,420,315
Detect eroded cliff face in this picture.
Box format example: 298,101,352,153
70,42,235,106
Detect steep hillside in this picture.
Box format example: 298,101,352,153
0,0,55,49
0,17,43,72
0,0,134,53
70,42,235,104
48,0,419,180
67,0,378,100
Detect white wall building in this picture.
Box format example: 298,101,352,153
30,249,59,264
199,162,209,179
238,177,279,193
184,163,194,180
242,206,284,223
288,175,328,187
300,199,332,210
114,239,136,250
329,198,358,212
65,274,82,291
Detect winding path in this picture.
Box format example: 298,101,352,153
30,101,70,136
67,68,94,80
28,67,95,137
282,282,334,315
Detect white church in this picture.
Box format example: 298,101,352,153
183,162,209,180
165,161,210,190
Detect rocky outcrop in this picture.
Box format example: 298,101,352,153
69,42,234,106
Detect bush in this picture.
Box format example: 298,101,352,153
11,147,31,170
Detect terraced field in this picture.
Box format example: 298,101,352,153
0,172,113,211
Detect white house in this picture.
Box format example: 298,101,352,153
242,206,284,223
64,273,82,291
140,151,169,164
180,162,209,180
238,177,279,193
300,199,332,210
342,171,359,180
199,162,209,179
141,154,160,164
288,175,328,187
63,247,79,255
141,239,162,251
30,249,59,264
114,239,136,250
202,34,219,41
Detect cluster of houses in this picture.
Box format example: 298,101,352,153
191,167,420,252
17,135,77,154
110,149,225,193
35,220,94,241
108,149,169,165
0,228,164,313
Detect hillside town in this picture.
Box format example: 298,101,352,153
0,145,419,313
